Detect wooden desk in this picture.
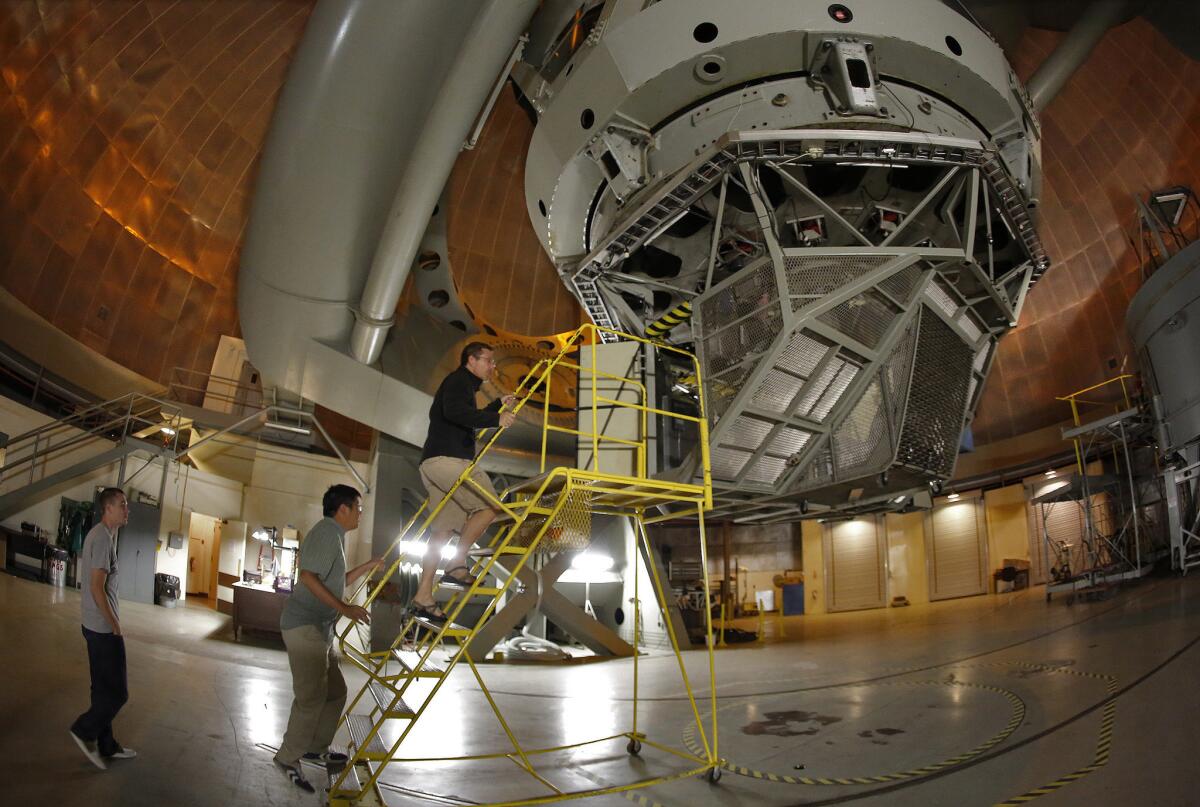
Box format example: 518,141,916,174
231,582,289,640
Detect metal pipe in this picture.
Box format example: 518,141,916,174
350,0,539,364
1027,0,1128,111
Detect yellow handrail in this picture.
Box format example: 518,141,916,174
328,323,719,805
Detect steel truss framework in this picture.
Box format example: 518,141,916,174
1038,377,1162,598
564,130,1048,515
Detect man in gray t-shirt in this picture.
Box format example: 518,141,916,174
273,484,382,793
279,517,347,639
70,487,137,770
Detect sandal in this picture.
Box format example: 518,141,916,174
409,600,448,625
439,566,478,590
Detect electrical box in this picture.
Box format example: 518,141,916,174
167,531,184,550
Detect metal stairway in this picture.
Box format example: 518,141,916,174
0,382,370,522
0,394,185,520
329,323,720,807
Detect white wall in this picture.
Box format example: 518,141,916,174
1,394,377,592
242,447,374,566
0,396,122,533
0,396,243,597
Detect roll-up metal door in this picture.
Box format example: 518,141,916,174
824,516,886,612
1025,472,1084,585
926,493,987,600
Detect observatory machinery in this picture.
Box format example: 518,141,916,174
516,0,1049,518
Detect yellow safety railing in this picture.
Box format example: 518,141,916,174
326,323,720,806
1056,374,1135,475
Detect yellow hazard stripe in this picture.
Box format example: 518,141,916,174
684,660,1119,804
682,678,1026,787
645,302,693,338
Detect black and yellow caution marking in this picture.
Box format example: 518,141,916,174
990,663,1118,806
682,678,1027,786
621,792,665,807
573,764,669,807
645,301,692,339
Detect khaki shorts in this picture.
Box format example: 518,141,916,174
419,457,499,533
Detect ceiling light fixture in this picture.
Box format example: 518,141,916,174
947,492,960,501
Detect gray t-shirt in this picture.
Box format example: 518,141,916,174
80,523,119,633
279,517,346,639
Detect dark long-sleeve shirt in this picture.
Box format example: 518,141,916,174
421,366,502,462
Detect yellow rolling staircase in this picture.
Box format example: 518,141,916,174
328,324,720,806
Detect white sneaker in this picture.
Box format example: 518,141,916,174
70,730,108,770
107,747,137,760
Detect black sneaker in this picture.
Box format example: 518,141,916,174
70,730,107,771
274,760,315,793
302,750,348,767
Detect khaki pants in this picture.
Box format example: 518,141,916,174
276,625,347,765
420,457,499,533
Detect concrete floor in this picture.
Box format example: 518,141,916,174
3,571,1198,807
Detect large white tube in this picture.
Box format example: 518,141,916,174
1027,0,1128,111
350,0,540,365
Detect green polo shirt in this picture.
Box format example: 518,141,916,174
279,517,346,639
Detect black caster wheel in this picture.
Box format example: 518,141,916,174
626,739,642,756
706,767,722,784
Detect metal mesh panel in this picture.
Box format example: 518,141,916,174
701,299,782,375
784,254,893,305
511,486,592,552
882,315,919,432
744,455,788,485
721,415,773,450
797,357,860,422
707,365,752,424
895,307,975,478
712,446,753,481
699,259,778,334
752,368,805,414
816,290,899,349
779,330,832,376
751,330,832,415
957,311,983,342
771,426,812,457
878,263,925,304
832,378,892,477
796,442,835,491
926,281,959,317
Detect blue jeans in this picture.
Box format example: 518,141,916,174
70,627,128,755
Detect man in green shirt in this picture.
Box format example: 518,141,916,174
274,484,381,792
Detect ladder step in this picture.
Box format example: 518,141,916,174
391,648,446,677
346,714,389,761
342,644,385,671
329,763,364,803
412,615,470,637
436,575,480,592
368,681,416,719
437,576,523,597
468,545,528,558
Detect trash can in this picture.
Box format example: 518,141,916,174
47,546,68,588
154,573,180,607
